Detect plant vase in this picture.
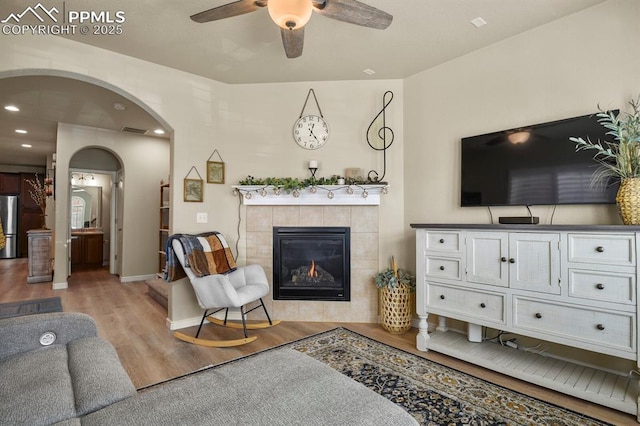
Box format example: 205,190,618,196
616,178,640,225
379,285,412,334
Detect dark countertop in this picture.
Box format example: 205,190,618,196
410,223,640,232
71,229,104,235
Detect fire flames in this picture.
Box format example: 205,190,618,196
307,260,318,277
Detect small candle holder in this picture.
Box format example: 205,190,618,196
309,167,318,179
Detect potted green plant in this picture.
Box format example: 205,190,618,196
570,96,640,224
374,257,415,334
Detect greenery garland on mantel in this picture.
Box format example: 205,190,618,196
233,175,389,199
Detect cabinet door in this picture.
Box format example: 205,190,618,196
509,233,560,294
84,234,103,266
466,232,509,287
0,173,20,194
70,236,82,265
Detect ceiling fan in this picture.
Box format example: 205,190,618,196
190,0,393,58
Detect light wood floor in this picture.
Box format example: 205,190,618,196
0,258,635,425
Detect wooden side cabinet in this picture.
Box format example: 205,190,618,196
27,229,52,283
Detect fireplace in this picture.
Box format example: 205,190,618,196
273,227,350,301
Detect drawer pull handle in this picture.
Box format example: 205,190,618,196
596,324,605,331
440,295,445,300
596,246,604,253
501,257,507,262
535,313,542,319
439,238,445,244
439,266,445,271
509,258,515,264
480,303,486,308
596,283,605,290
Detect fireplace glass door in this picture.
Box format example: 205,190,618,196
273,227,350,301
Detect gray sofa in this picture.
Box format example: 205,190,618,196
0,312,418,425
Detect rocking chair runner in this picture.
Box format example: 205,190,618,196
170,237,280,347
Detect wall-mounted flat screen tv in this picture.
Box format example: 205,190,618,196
460,112,619,207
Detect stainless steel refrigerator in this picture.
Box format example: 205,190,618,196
0,195,18,259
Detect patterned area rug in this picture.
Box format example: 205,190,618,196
286,328,610,426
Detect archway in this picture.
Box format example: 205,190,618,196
0,69,173,289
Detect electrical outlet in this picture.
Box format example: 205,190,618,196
196,212,208,223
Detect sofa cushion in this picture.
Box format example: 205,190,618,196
0,345,77,425
80,348,418,425
68,337,136,415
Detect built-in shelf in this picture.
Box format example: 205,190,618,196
232,184,388,206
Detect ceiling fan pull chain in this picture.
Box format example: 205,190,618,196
299,88,324,118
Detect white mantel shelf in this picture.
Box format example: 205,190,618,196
232,185,388,206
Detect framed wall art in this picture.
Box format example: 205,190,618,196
207,161,225,184
206,149,225,184
183,166,204,202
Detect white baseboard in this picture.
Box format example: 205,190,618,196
52,281,68,290
166,310,242,330
166,316,202,330
120,274,156,283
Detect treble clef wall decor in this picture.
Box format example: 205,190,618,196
366,90,394,182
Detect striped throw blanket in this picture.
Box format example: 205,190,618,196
164,232,237,282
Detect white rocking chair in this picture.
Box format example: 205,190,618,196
171,239,280,347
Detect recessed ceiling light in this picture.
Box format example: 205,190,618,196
470,17,487,28
153,129,165,135
113,102,126,111
363,69,376,76
21,144,32,148
4,105,19,112
15,129,27,134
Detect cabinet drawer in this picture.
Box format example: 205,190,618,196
426,283,505,323
567,234,635,266
425,256,462,280
513,297,635,353
569,269,635,305
425,231,461,253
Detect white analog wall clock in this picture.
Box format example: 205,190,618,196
294,89,329,150
293,114,329,150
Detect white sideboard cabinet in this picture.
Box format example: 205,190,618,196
412,224,640,417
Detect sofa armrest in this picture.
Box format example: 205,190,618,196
0,312,98,362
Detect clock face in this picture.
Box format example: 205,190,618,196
293,114,329,150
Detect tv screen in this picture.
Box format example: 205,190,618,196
460,112,619,207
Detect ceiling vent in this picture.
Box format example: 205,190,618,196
121,126,148,135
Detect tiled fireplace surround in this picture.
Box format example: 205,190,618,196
246,205,379,323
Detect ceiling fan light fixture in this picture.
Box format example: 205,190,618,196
267,0,313,30
507,130,531,144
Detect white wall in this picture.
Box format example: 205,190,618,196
403,0,640,269
223,82,405,266
0,34,406,322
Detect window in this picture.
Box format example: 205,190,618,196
71,196,86,229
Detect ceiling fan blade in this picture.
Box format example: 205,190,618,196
312,0,392,30
190,0,266,23
281,27,304,59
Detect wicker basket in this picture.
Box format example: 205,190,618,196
379,285,412,334
616,178,640,225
